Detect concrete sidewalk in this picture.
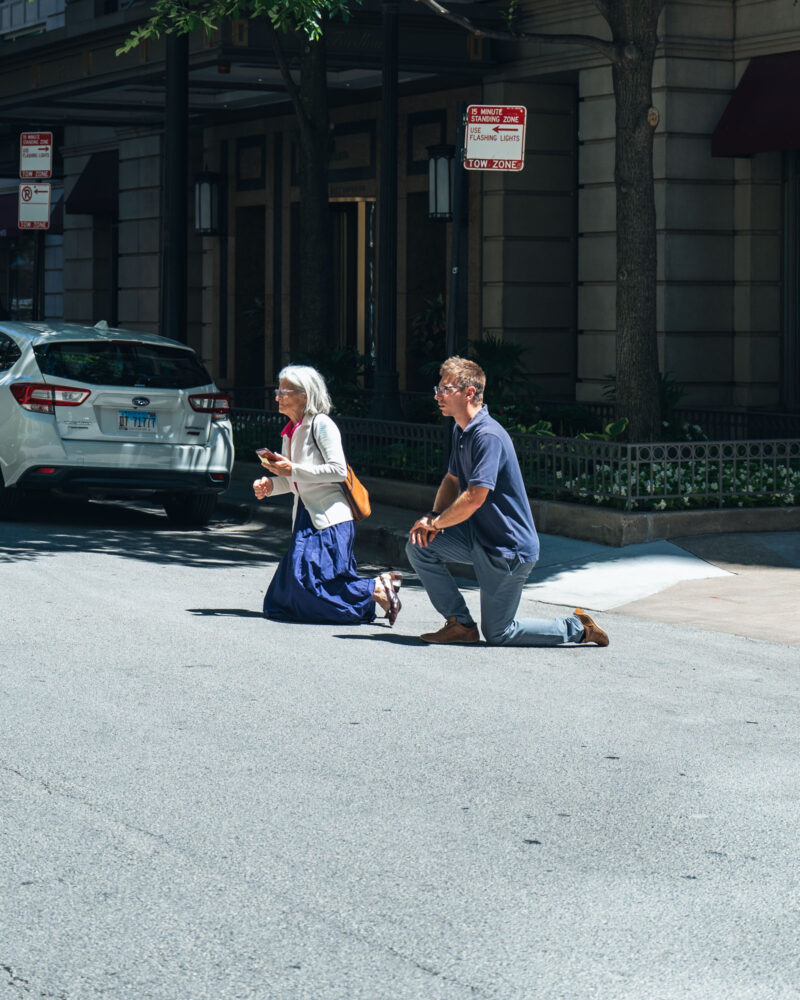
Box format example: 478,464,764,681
221,467,800,647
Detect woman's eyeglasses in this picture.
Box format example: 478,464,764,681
274,388,303,398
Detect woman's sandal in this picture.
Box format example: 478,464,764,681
379,571,402,626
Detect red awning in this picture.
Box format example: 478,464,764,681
713,50,800,157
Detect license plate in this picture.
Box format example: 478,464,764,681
118,409,157,432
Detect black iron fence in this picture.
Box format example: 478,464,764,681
229,385,439,423
233,409,451,484
515,436,800,510
229,386,800,441
564,402,800,441
232,407,800,511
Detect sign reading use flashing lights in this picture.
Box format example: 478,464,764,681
20,132,53,179
464,105,527,172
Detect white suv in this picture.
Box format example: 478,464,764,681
0,321,234,526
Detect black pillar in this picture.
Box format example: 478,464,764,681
446,104,468,358
272,132,283,380
161,33,188,341
371,0,399,417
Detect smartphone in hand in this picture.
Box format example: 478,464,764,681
256,447,279,462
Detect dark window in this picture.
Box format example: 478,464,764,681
234,205,266,384
33,341,213,389
0,333,22,372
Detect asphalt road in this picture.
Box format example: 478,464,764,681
2,498,799,1000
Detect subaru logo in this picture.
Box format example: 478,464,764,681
132,397,150,407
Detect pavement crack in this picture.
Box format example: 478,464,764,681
2,963,67,999
382,944,489,996
338,932,490,996
0,764,176,850
2,964,30,993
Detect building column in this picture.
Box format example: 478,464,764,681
372,0,399,416
161,32,188,341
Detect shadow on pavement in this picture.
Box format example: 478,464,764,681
187,608,264,618
0,496,288,568
333,632,431,646
673,531,800,570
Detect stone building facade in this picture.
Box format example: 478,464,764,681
1,0,799,410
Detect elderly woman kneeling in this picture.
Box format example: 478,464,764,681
253,365,401,625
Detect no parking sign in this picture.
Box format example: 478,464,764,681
18,182,51,230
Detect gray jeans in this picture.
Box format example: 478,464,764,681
406,520,584,646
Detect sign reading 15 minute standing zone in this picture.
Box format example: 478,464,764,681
20,132,53,179
464,105,527,172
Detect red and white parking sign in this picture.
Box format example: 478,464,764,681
20,132,53,179
464,105,527,172
18,183,51,230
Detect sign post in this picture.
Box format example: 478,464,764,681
464,105,527,172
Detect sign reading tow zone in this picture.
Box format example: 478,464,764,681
464,105,527,171
20,131,53,179
18,183,51,230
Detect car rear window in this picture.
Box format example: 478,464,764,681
0,332,22,372
33,340,213,389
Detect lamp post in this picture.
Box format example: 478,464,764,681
427,144,455,221
193,172,220,236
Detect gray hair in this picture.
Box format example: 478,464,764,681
278,365,332,416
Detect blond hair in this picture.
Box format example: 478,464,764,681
440,356,486,403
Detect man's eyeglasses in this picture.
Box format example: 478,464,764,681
433,384,465,397
274,388,303,398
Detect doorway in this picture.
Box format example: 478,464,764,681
290,198,375,360
0,233,43,320
234,205,266,386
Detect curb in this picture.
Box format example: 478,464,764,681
227,461,800,548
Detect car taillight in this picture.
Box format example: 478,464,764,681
189,393,231,416
10,383,91,414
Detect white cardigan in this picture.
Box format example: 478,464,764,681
267,412,353,529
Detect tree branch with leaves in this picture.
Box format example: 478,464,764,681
119,0,666,438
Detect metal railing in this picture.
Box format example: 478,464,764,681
229,386,800,440
229,385,439,424
232,409,451,484
516,436,800,510
232,408,800,511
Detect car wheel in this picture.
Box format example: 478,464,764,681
162,493,218,528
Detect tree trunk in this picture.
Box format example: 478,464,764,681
296,31,332,355
608,0,663,441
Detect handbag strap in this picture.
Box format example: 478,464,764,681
309,413,322,459
309,414,351,485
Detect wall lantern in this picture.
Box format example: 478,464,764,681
193,172,221,236
427,144,455,221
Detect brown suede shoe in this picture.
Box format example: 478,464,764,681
574,608,609,646
420,616,480,645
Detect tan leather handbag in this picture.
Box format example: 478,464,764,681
310,416,371,521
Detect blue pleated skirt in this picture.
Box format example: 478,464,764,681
263,500,376,625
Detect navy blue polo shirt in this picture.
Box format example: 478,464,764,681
448,405,539,563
